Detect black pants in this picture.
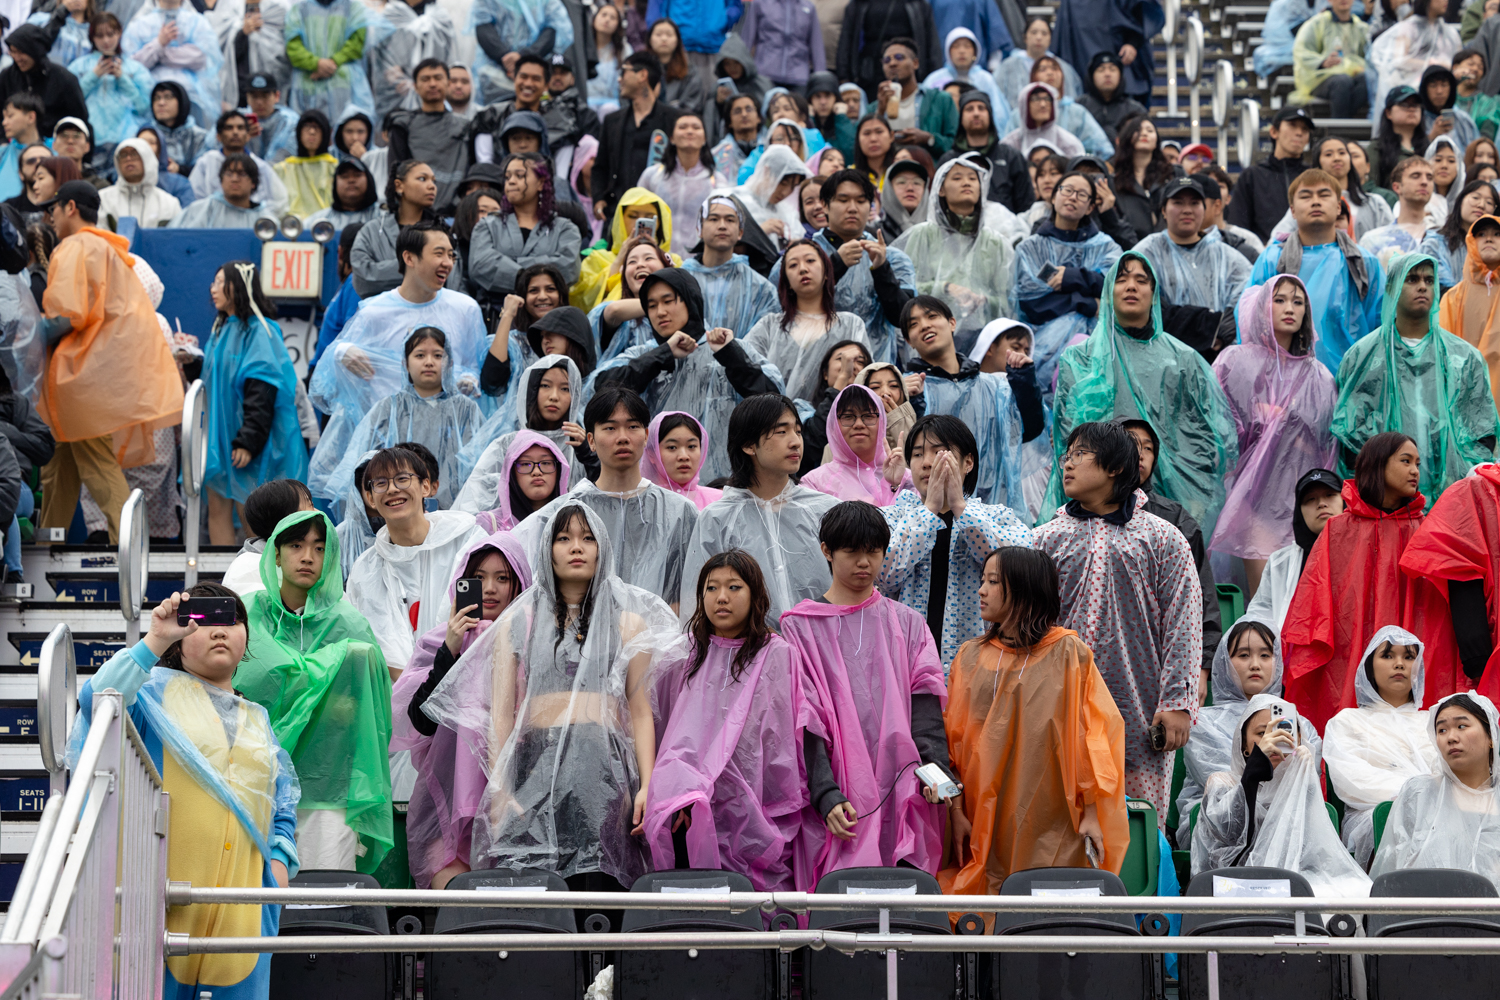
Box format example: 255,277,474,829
1313,74,1368,119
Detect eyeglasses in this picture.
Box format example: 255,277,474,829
222,169,251,179
364,472,420,494
836,412,875,426
1062,448,1096,465
1055,186,1092,202
515,460,558,474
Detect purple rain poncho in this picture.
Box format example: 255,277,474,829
1209,276,1339,560
390,531,533,888
800,384,901,507
473,430,573,534
640,411,723,511
780,592,948,886
643,632,809,889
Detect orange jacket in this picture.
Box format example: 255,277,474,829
1438,213,1500,409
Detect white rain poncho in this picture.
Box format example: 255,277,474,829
511,480,700,605
1010,221,1124,399
892,156,1022,338
1323,626,1440,867
1241,541,1303,631
210,0,292,103
283,0,375,118
743,311,871,405
679,481,840,624
453,354,587,510
1371,691,1500,882
730,144,811,247
1191,693,1372,899
1368,13,1461,131
1178,621,1323,845
344,508,487,671
167,193,280,229
773,231,917,367
367,0,458,120
920,368,1026,512
1130,228,1251,311
121,2,225,127
423,503,679,882
467,0,573,104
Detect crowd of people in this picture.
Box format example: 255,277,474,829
18,0,1500,994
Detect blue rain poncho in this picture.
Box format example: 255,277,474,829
770,229,917,366
167,192,279,228
1045,252,1240,537
681,254,780,338
995,48,1082,109
1255,0,1318,77
284,0,375,118
151,112,213,175
202,311,310,503
320,384,485,509
468,0,574,104
366,0,458,120
1359,223,1458,289
591,306,657,367
922,28,1012,130
122,2,225,127
28,11,93,66
1055,97,1114,157
70,50,157,146
1131,228,1251,311
1010,219,1123,397
918,366,1027,512
1330,252,1500,505
1245,234,1385,374
743,310,870,404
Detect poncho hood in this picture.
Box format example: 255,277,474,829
1210,618,1285,706
517,353,584,429
1423,133,1466,208
255,509,346,620
640,410,716,503
112,137,161,191
525,305,596,377
1429,690,1500,787
1228,692,1303,780
1353,624,1426,711
927,154,993,235
1464,214,1500,282
638,267,706,340
1339,476,1427,521
492,428,571,525
813,383,892,505
1238,273,1317,360
880,159,932,236
608,187,674,254
151,81,194,130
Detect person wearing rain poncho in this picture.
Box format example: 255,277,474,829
877,414,1031,669
681,196,780,339
469,430,569,533
478,299,598,419
730,144,812,252
893,154,1023,345
1369,0,1462,124
466,0,573,105
237,510,394,873
1323,626,1441,866
1026,56,1114,159
1045,253,1238,539
800,384,908,505
99,136,182,229
571,187,679,311
272,110,339,219
169,153,283,229
1177,619,1323,848
209,0,293,105
390,530,530,888
70,13,157,151
144,80,211,174
1330,252,1499,504
641,410,722,510
590,268,783,483
941,546,1130,903
1209,276,1338,590
643,549,809,887
366,0,458,121
1438,214,1500,406
1357,156,1458,286
1001,83,1084,159
305,157,380,228
1255,0,1354,79
1289,0,1370,115
424,503,679,887
73,586,300,1000
282,0,372,121
922,28,1009,126
592,241,673,367
1243,468,1345,630
1190,693,1372,898
121,0,225,128
996,16,1081,109
1130,176,1251,312
1371,690,1500,880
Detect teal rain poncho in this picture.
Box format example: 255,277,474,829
1330,252,1500,505
284,0,374,118
238,510,394,874
1045,253,1239,537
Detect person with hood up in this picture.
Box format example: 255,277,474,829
365,0,458,122
466,0,573,106
142,82,210,176
122,0,224,128
70,13,155,155
879,157,930,242
1243,468,1343,630
0,24,89,138
1131,175,1251,312
273,108,338,218
283,0,372,121
1439,214,1500,406
469,429,568,532
188,110,291,216
1210,277,1338,592
640,410,721,510
237,509,394,873
800,383,906,505
997,16,1081,108
469,151,581,299
590,267,782,483
922,27,1009,122
389,529,530,888
169,152,281,227
938,90,1034,215
98,137,181,228
683,195,780,335
571,186,676,310
804,72,855,162
729,142,811,250
1027,55,1113,157
492,109,554,159
1001,82,1083,158
1077,51,1146,146
892,153,1022,343
305,156,379,227
423,502,677,891
477,295,597,413
701,35,768,142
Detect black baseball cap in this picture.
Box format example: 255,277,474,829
1195,174,1222,200
549,52,575,75
246,73,278,93
1384,85,1421,110
1272,105,1315,128
36,179,101,212
1295,468,1342,501
1159,175,1206,201
887,158,929,183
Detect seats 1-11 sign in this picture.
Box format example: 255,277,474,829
260,241,323,299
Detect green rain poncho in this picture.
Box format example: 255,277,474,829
1331,252,1500,506
236,509,394,873
1044,252,1239,537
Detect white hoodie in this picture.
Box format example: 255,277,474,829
99,138,182,229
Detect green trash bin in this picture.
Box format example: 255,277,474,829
1118,797,1161,896
371,803,414,889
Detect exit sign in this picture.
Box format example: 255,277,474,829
261,241,323,299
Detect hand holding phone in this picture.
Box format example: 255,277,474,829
453,577,483,619
177,595,239,627
633,216,657,239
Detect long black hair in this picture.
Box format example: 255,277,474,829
1109,115,1175,197
548,504,598,646
1441,178,1499,252
1311,136,1368,207
661,112,714,177
385,159,435,218
525,360,572,430
215,260,277,321
1374,109,1427,190
981,546,1060,649
1354,431,1417,510
684,549,773,682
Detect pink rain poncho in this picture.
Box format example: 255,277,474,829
473,430,573,534
800,384,901,507
640,411,723,511
390,530,533,888
781,592,948,885
1209,276,1339,560
643,633,809,889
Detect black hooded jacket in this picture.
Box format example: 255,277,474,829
1077,51,1149,145
0,24,88,137
329,158,379,213
334,111,374,159
940,91,1034,215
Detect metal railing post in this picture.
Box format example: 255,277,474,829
1185,15,1205,145
180,380,206,587
117,490,147,645
881,906,896,1000
1164,0,1181,116
1238,99,1262,168
35,624,74,798
1212,60,1235,168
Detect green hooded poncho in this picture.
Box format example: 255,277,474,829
1330,252,1500,507
236,509,394,873
1044,252,1240,537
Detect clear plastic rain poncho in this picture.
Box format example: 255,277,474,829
892,156,1021,338
283,0,374,118
1130,228,1251,311
679,481,840,624
800,383,900,506
1045,253,1240,538
730,144,811,246
239,510,394,874
1358,223,1458,289
472,430,573,533
366,0,458,120
452,355,586,513
1323,626,1441,867
1000,84,1084,158
680,252,780,339
1209,276,1338,561
1371,691,1500,882
1368,13,1461,129
922,369,1026,512
643,632,808,889
467,0,573,104
1178,621,1323,846
321,384,484,510
121,2,225,127
641,411,722,510
211,0,292,104
333,449,378,576
1330,252,1500,507
390,530,532,887
1191,693,1372,898
424,504,680,882
1010,221,1123,397
743,310,870,405
785,231,917,367
593,307,656,368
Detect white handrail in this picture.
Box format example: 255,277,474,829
117,489,148,644
1213,60,1237,167
1184,14,1204,85
1164,0,1181,115
180,380,206,587
1238,98,1263,167
34,624,73,793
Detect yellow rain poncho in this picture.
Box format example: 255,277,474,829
570,188,680,310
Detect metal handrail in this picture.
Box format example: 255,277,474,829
1238,97,1263,167
180,380,206,587
34,624,73,792
1164,0,1182,115
1184,14,1205,85
117,489,147,644
1213,60,1236,167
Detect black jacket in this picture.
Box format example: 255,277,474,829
0,25,88,137
904,355,1045,445
0,436,21,533
1225,153,1307,243
836,0,941,97
1141,490,1221,674
940,133,1034,215
822,227,912,329
591,97,681,221
234,379,277,457
0,388,54,476
468,87,601,160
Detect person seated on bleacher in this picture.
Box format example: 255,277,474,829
1132,176,1251,313
1419,62,1481,153
1291,0,1370,120
1001,83,1084,159
190,111,291,217
350,161,466,298
305,158,380,230
1323,626,1441,867
1192,692,1372,896
219,479,316,596
1359,156,1457,282
168,153,279,228
1227,105,1315,245
1027,56,1113,158
75,586,299,1000
1371,691,1500,880
1255,0,1330,82
1243,469,1344,630
1369,0,1462,127
941,545,1128,903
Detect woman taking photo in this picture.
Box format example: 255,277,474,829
70,12,155,158
471,152,582,301
640,411,722,510
745,238,869,404
636,113,715,250
351,160,461,297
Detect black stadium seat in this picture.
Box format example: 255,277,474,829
618,869,775,1000
270,870,392,1000
1366,868,1500,999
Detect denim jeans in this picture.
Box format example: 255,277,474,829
5,487,33,574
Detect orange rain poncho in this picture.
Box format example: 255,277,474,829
1437,214,1500,408
939,627,1129,908
42,227,184,466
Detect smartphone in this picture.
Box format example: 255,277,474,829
1148,723,1167,751
246,0,260,11
162,7,177,21
1038,263,1060,283
177,595,238,627
1083,836,1100,869
1270,703,1294,734
915,762,960,800
453,578,483,618
634,216,657,238
716,76,738,96
245,112,259,126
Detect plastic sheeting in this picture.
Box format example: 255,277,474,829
996,48,1082,109
283,0,374,118
1010,223,1123,397
1368,14,1461,132
121,3,224,127
366,0,458,120
1357,224,1458,288
1209,277,1338,560
680,254,780,338
472,430,573,533
641,411,722,510
319,386,484,509
730,144,811,245
1000,84,1084,157
203,314,310,504
211,0,292,108
468,0,573,104
773,231,917,367
333,449,378,577
1246,239,1385,375
1130,229,1251,311
743,311,869,405
801,384,901,506
424,504,679,882
921,369,1027,512
643,632,807,888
